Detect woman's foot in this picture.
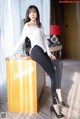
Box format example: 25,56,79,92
56,89,69,107
50,104,65,118
56,89,62,102
59,101,69,108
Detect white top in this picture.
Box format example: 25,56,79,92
9,23,51,57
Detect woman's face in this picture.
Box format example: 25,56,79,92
29,8,37,21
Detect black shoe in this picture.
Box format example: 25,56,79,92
50,105,65,118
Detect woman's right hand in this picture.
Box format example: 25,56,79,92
49,53,56,61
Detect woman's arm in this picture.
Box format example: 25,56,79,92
43,34,56,60
41,25,56,60
44,35,51,56
8,24,28,57
41,25,51,56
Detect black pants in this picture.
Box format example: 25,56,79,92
31,45,58,103
51,59,63,89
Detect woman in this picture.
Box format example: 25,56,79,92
7,5,64,118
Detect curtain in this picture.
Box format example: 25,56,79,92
0,0,50,103
0,0,21,103
0,0,9,103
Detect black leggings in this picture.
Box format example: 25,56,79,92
51,59,63,89
30,45,57,104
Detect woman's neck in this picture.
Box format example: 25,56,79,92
29,20,37,26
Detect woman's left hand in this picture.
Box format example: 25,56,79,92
49,53,56,61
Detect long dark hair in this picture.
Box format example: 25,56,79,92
24,5,42,27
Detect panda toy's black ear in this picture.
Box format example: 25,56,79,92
25,37,31,48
